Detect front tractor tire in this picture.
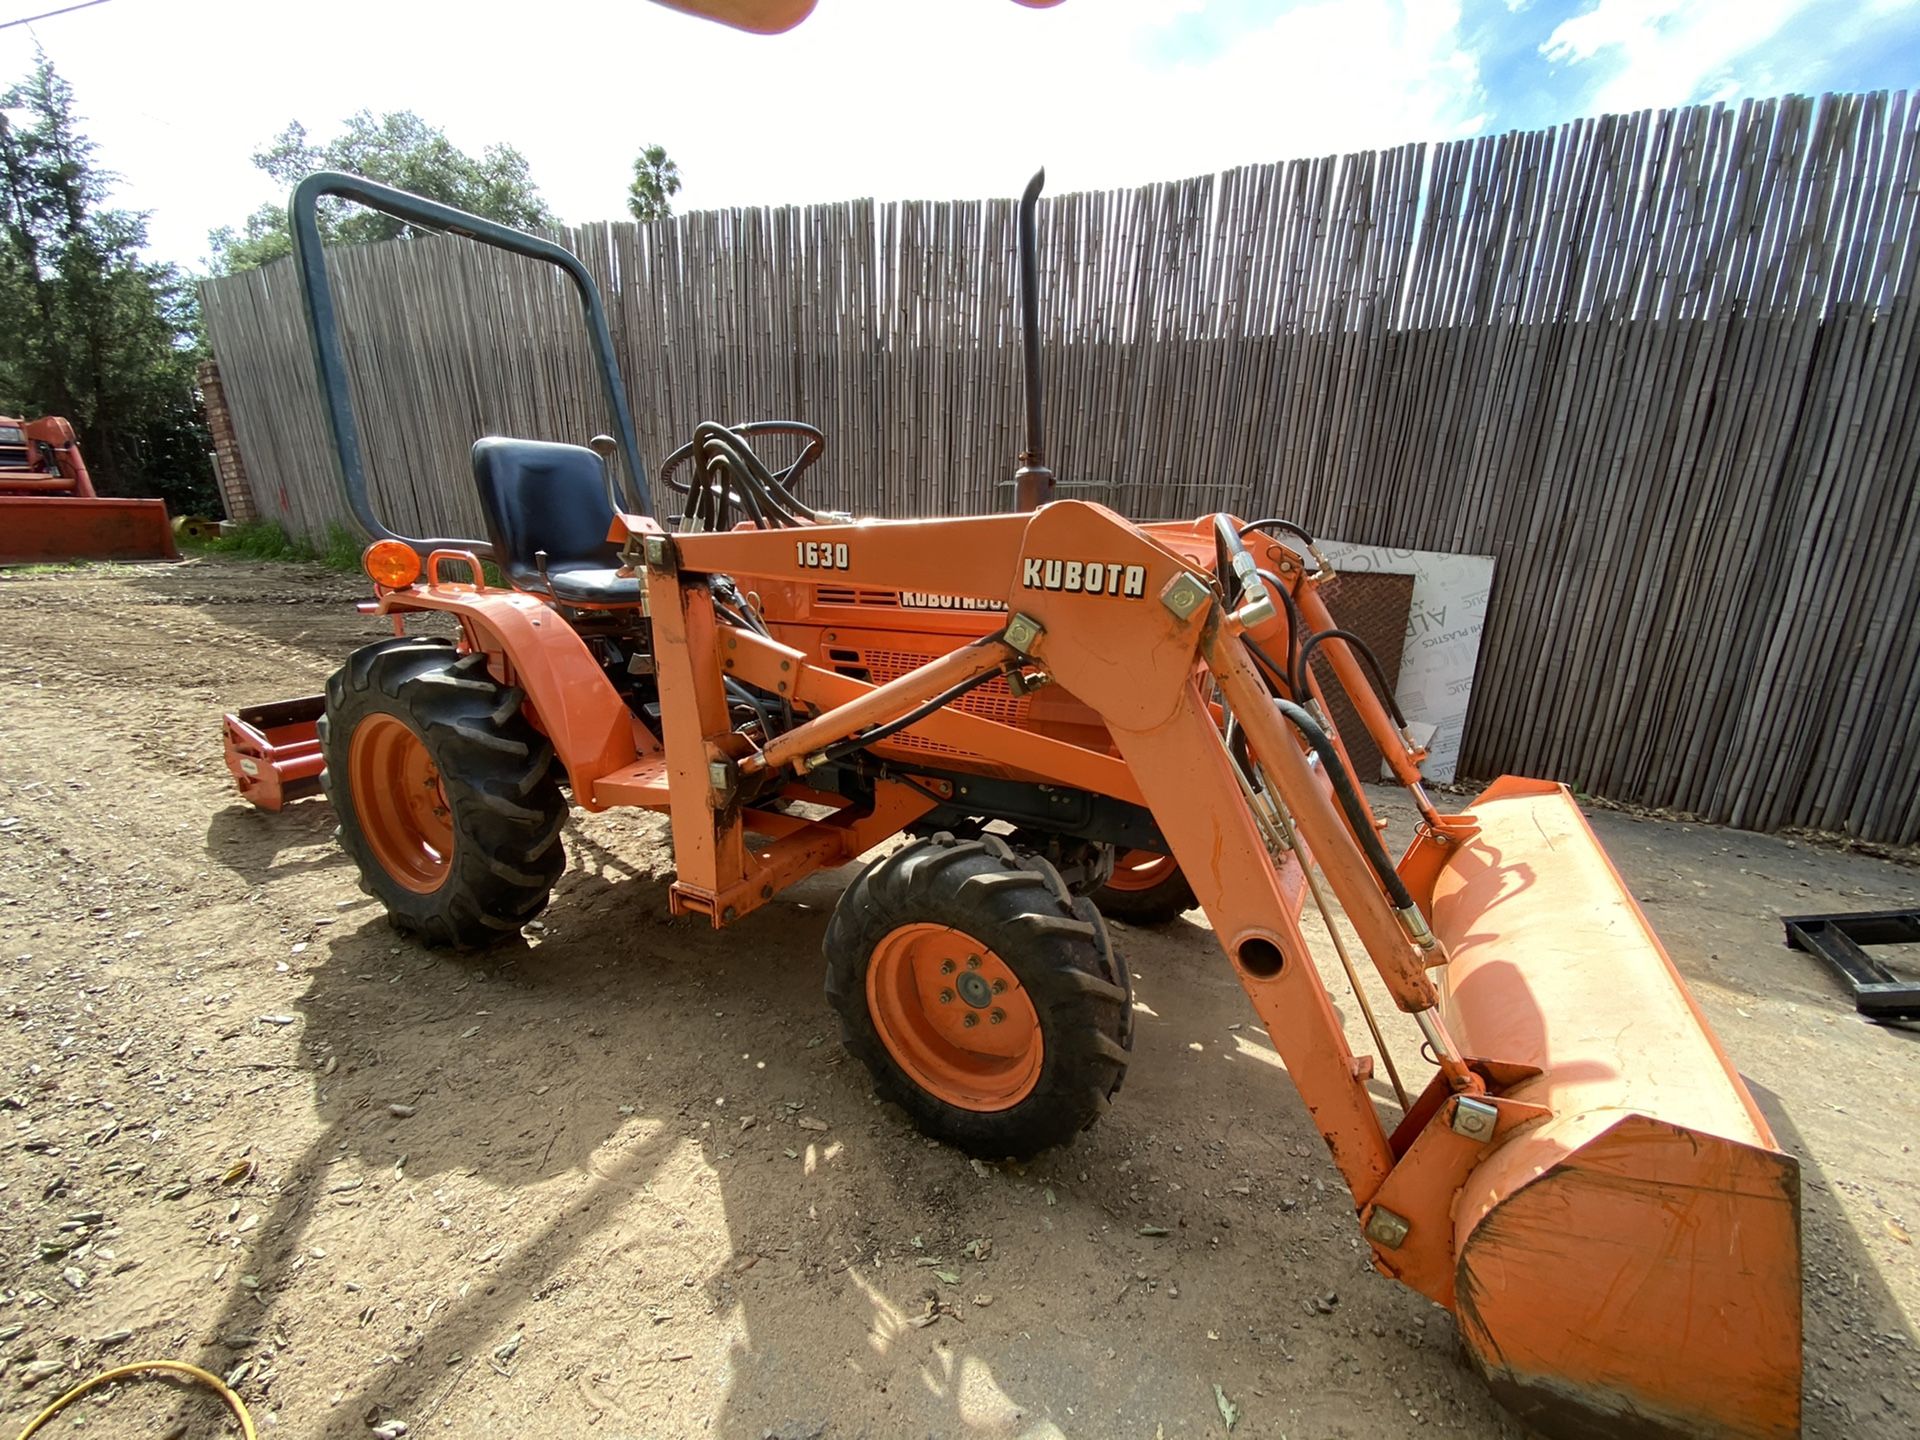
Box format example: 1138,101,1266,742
824,834,1133,1157
319,638,567,949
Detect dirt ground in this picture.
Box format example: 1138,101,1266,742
0,555,1915,1440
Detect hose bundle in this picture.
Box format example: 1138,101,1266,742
661,420,828,531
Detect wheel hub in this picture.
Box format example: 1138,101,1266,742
347,713,454,894
865,923,1043,1111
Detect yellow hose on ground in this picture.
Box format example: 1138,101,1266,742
12,1359,256,1440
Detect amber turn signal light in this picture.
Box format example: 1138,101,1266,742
363,539,422,589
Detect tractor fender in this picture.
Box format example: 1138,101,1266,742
379,587,638,809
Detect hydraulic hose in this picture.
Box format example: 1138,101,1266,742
1293,626,1408,727
677,426,808,531
818,665,1012,765
1257,566,1307,676
725,677,778,740
1236,517,1322,573
1243,637,1418,913
1237,517,1316,547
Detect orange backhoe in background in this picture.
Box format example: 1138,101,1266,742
224,171,1803,1440
0,414,176,564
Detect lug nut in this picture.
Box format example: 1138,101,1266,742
939,989,954,1004
940,959,956,974
966,955,981,970
989,1008,1005,1025
962,1012,978,1028
991,978,1006,994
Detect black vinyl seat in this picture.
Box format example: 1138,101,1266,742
470,437,643,606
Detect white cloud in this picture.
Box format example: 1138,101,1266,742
0,0,1485,269
1541,0,1813,112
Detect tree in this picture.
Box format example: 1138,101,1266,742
208,110,553,273
627,143,682,222
0,53,213,512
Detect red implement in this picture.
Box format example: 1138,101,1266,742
222,697,326,811
0,416,176,564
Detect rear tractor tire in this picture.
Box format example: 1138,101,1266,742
1092,850,1198,925
824,833,1133,1157
319,637,568,949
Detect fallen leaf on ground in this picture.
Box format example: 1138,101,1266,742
906,1298,957,1329
1214,1382,1239,1433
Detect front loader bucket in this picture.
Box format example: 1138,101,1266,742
0,498,177,564
1429,777,1801,1440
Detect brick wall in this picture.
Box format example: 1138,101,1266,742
197,359,256,524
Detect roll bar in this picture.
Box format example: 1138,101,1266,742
288,170,651,557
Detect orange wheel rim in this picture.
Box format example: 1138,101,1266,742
1106,850,1179,893
866,923,1043,1111
348,713,454,894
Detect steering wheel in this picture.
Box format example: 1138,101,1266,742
659,420,825,498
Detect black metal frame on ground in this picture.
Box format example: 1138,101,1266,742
1782,910,1920,1021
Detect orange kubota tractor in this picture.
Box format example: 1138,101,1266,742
226,172,1802,1440
0,414,177,564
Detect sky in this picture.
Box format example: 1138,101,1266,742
3,0,1918,272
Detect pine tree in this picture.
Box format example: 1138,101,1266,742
208,110,554,273
0,52,213,511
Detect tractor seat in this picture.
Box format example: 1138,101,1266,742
470,437,643,606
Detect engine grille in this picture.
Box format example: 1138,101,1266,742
858,647,1029,756
814,585,903,607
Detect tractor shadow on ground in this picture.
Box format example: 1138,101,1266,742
1751,1083,1920,1435
180,826,1142,1438
180,786,1920,1435
203,796,352,885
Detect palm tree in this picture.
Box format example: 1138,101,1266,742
627,144,682,222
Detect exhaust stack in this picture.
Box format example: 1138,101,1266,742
1012,169,1055,512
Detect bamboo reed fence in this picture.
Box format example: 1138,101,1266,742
199,90,1920,842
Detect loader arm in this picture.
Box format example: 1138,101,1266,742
607,497,1802,1440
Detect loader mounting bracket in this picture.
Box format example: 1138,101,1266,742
1783,909,1920,1020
